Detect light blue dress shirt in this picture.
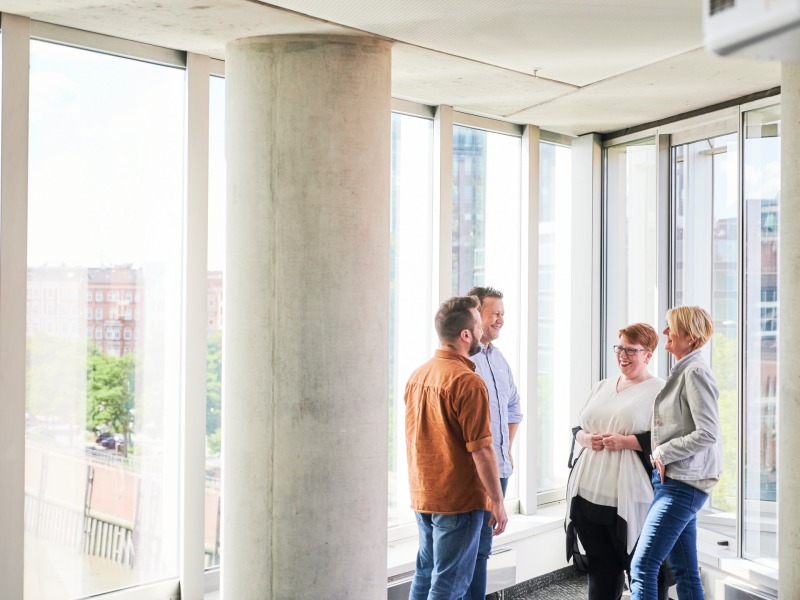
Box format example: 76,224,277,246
471,342,523,478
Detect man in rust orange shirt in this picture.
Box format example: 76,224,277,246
405,295,508,600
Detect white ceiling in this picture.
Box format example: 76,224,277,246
0,0,782,136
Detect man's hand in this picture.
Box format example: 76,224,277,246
471,444,507,536
488,501,508,536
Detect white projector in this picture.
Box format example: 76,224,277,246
703,0,800,61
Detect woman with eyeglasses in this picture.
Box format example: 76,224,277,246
565,323,670,600
630,307,722,600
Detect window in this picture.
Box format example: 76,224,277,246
124,328,132,341
672,132,739,521
387,112,434,530
25,39,184,599
452,124,523,498
95,308,102,320
742,104,780,566
603,137,660,376
537,141,572,493
204,74,225,568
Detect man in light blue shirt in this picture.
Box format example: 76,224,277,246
463,286,523,600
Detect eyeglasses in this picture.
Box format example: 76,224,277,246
613,345,648,357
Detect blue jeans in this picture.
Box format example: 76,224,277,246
630,470,709,600
461,478,508,600
409,510,485,600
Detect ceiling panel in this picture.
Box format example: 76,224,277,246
260,0,704,86
392,43,575,118
510,48,781,135
0,0,783,135
2,0,347,59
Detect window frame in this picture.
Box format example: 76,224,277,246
602,92,782,581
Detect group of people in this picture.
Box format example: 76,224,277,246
404,289,722,600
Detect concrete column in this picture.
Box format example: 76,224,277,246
222,35,391,599
779,61,800,598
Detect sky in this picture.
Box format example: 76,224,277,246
27,40,227,272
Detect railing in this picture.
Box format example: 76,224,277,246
84,512,136,567
25,443,222,570
24,492,136,567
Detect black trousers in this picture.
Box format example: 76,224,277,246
576,518,670,600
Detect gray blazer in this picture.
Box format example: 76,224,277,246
651,349,722,486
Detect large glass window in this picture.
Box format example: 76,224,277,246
204,74,225,569
604,138,660,376
537,141,572,493
388,112,435,529
742,104,780,565
25,40,184,598
451,124,522,497
672,132,738,518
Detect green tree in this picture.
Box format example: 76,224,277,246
87,348,136,456
711,332,738,513
206,332,222,455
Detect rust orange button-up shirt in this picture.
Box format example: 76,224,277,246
405,349,493,514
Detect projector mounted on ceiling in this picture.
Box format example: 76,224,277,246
703,0,800,60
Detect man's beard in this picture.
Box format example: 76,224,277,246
469,339,481,356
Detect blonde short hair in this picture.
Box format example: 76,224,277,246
666,306,714,349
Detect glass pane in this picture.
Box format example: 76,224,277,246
604,138,660,376
205,74,225,569
672,133,738,522
388,113,435,529
742,104,780,565
537,142,572,492
452,125,522,498
25,41,184,598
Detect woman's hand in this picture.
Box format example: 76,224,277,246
653,457,666,483
601,433,627,451
578,430,605,451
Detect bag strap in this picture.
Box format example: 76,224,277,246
567,426,583,469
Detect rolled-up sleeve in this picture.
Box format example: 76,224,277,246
456,378,493,453
507,374,523,424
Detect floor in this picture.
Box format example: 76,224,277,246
502,566,591,599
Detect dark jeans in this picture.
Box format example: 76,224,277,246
576,518,670,600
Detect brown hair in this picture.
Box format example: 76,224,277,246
467,286,503,305
435,296,480,342
666,306,715,349
618,322,659,352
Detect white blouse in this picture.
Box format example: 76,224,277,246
567,376,665,554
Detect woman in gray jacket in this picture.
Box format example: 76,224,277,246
629,306,722,600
